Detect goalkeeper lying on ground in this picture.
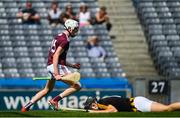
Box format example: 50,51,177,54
84,96,180,112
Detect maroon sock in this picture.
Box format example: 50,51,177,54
52,95,62,102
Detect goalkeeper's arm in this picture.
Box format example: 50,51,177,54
88,105,117,113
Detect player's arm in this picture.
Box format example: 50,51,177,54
89,105,117,113
53,46,64,80
65,62,80,69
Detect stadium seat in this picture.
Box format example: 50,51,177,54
135,0,180,78
0,0,125,79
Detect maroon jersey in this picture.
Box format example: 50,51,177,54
47,33,69,65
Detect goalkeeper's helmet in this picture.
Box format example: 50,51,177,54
84,97,97,111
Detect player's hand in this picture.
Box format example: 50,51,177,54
73,63,81,69
54,74,62,80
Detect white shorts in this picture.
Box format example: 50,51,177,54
134,96,154,112
47,64,72,79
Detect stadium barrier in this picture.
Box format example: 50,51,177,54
0,77,132,110
170,79,180,103
134,77,180,104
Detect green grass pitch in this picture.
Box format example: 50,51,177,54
0,110,180,117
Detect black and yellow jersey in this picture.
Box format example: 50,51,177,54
97,96,137,112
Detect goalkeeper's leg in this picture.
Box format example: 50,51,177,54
151,101,180,112
21,80,55,112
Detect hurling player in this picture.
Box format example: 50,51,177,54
21,19,81,112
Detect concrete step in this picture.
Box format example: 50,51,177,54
119,38,145,42
116,26,142,30
120,59,154,65
111,19,139,23
125,71,158,77
120,24,142,29
107,7,135,12
99,0,132,2
114,36,145,40
120,62,153,68
117,53,151,59
119,56,153,60
114,43,148,49
115,47,148,51
111,29,144,35
111,33,144,37
119,60,153,65
112,31,144,36
112,37,146,42
110,28,143,34
100,1,133,5
111,19,140,24
121,63,156,69
123,66,157,72
98,0,159,78
116,49,148,54
108,9,136,14
120,61,154,66
117,55,152,61
99,0,132,3
116,44,147,49
111,15,138,20
112,34,145,38
124,71,158,77
112,26,142,31
108,3,133,7
122,59,154,64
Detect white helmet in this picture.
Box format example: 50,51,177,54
64,19,79,30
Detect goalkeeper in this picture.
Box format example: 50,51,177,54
21,19,81,112
84,96,180,112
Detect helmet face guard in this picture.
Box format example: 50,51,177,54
70,27,79,37
64,19,79,38
84,97,97,111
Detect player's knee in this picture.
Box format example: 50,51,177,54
73,82,81,91
166,105,173,112
161,106,171,112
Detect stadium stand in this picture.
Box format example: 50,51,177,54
98,0,158,77
0,0,125,79
133,0,180,78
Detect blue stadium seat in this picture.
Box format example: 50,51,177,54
135,0,180,78
0,0,125,79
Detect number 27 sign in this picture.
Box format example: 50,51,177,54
149,80,169,95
